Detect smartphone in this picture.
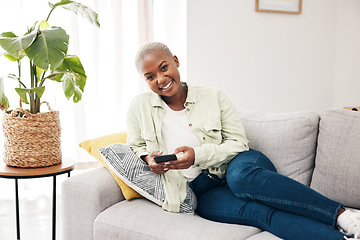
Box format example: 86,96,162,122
153,154,177,163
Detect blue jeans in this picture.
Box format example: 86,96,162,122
189,150,345,240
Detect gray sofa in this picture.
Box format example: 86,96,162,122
62,109,360,240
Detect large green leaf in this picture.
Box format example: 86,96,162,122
15,88,30,104
25,27,69,70
62,77,75,99
58,55,86,76
51,0,100,27
0,31,38,55
48,54,87,102
56,55,86,89
72,87,82,102
4,50,26,61
47,72,64,82
32,86,45,98
62,77,83,102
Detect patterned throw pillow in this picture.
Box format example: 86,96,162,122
99,143,197,213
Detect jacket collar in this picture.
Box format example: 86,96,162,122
150,82,196,108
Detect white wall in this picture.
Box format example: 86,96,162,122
184,0,360,112
153,0,187,82
334,0,360,109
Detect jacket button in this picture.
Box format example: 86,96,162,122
186,108,190,111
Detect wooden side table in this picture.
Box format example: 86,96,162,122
0,159,75,240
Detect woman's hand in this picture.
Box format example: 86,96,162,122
166,146,195,170
144,146,195,174
144,151,170,174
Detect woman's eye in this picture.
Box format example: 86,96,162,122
161,65,168,71
147,75,155,81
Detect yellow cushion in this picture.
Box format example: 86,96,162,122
79,132,143,200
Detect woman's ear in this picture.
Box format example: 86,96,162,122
173,55,180,67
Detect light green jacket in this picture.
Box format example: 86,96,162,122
126,83,249,212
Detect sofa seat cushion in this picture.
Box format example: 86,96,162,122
94,198,280,240
246,232,282,240
310,109,360,208
240,111,319,186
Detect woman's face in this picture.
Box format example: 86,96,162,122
138,49,181,98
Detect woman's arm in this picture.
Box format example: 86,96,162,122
192,90,249,169
126,97,150,158
126,97,170,174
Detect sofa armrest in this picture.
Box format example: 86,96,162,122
61,167,124,240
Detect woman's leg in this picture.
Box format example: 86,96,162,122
195,186,345,240
226,149,343,227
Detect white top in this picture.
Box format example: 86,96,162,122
161,100,202,181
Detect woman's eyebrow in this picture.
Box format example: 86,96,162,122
158,61,167,69
144,61,167,76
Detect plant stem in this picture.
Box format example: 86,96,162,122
33,63,40,113
34,96,40,113
33,64,38,88
13,61,27,88
17,60,21,85
39,71,47,87
30,61,35,113
17,59,24,107
29,61,40,113
46,7,56,22
18,80,27,89
41,71,46,81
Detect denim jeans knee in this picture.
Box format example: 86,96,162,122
226,149,276,192
228,150,276,174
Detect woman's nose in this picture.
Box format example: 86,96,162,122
157,74,166,84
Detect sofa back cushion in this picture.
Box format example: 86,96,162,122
240,111,319,186
310,109,360,208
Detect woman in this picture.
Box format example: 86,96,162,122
126,41,360,240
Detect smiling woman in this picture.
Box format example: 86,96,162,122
136,43,185,110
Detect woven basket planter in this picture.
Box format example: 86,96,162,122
2,103,62,168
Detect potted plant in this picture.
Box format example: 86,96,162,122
0,0,100,168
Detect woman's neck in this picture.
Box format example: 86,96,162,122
161,84,187,111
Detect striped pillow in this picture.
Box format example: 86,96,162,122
99,143,197,213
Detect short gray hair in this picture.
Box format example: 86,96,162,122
135,42,173,70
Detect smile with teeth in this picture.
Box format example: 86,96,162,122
160,81,172,90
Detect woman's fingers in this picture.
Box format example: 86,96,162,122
147,151,170,174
